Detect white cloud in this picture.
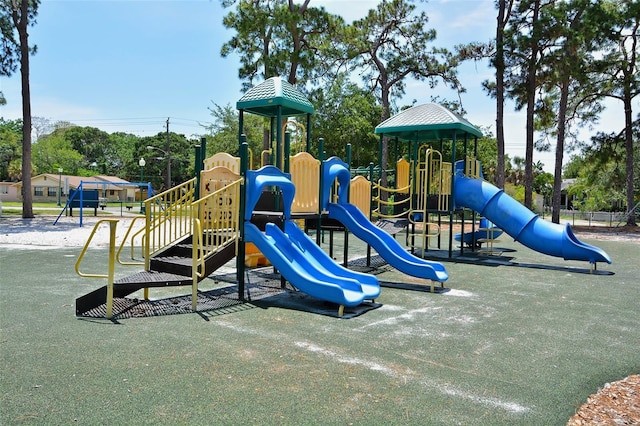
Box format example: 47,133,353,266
314,0,378,22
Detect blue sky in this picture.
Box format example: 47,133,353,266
0,0,628,172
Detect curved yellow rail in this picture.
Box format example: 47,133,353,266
75,219,119,319
372,180,412,219
75,219,119,279
116,216,145,266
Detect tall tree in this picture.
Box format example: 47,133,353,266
220,0,345,90
1,0,40,218
203,102,265,165
347,0,462,186
504,0,552,209
308,73,382,164
538,1,615,223
591,1,640,226
493,0,515,189
540,1,587,223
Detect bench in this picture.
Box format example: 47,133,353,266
68,189,99,217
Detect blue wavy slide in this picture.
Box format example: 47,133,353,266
328,202,449,282
244,222,379,307
283,221,380,299
453,174,611,264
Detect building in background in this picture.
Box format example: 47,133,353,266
8,175,138,204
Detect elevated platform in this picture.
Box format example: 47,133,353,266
78,263,382,320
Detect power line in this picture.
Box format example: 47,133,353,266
45,116,212,129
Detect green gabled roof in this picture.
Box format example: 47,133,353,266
236,76,315,117
375,103,483,140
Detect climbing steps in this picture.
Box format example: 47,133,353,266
75,237,236,316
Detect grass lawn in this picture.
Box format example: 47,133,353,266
0,229,638,425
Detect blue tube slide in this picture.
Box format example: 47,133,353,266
244,222,373,307
328,202,449,282
453,174,611,264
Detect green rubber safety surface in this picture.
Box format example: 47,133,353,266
1,231,638,425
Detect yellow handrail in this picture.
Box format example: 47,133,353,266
261,149,272,168
192,218,203,311
75,219,119,318
116,216,146,266
75,171,240,317
190,177,242,310
407,217,441,250
143,178,197,269
372,180,411,219
75,219,118,278
282,120,306,156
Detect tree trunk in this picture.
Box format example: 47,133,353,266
524,0,541,210
379,84,391,193
18,0,33,218
495,0,507,189
551,80,569,224
623,90,636,226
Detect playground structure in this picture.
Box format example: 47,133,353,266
370,103,611,267
74,78,611,320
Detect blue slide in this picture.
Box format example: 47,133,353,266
453,174,611,264
244,221,378,308
328,202,449,282
321,156,448,283
455,217,504,247
243,165,380,309
283,221,380,299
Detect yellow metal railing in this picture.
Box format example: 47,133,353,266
191,177,242,310
413,146,451,213
75,219,119,319
282,120,307,156
142,178,197,270
439,162,452,211
115,216,146,266
405,145,446,250
372,181,411,219
407,212,441,250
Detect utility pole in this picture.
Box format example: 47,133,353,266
166,117,171,189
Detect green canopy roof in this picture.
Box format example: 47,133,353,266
236,76,315,117
375,103,483,140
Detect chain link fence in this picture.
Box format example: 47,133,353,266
558,209,638,227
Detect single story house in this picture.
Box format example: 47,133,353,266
9,174,140,204
0,181,20,202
